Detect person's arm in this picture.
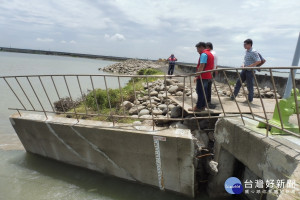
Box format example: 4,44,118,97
198,63,206,72
198,53,207,71
194,54,207,81
247,51,262,67
215,66,218,75
257,59,266,66
246,61,261,68
241,62,245,67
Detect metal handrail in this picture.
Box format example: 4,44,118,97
1,66,300,78
1,66,300,137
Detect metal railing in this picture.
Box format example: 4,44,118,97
1,66,300,137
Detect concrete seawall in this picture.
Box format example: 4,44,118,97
209,117,300,199
9,113,195,197
0,47,130,61
9,113,300,199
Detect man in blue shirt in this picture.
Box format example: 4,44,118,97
231,39,262,103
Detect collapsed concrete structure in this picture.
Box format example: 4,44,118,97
209,117,300,200
10,113,196,197
10,112,300,199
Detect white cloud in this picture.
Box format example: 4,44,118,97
60,40,76,44
104,33,126,41
36,38,54,42
0,0,114,30
0,0,300,66
182,46,195,53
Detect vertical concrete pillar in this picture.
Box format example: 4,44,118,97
207,148,236,198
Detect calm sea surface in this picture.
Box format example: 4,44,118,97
0,52,129,135
0,52,214,200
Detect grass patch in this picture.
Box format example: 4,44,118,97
228,79,236,86
62,68,163,123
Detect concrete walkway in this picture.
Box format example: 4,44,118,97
169,94,300,126
169,95,277,115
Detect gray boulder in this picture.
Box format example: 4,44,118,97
168,85,178,94
176,91,183,96
122,101,133,110
129,105,145,115
152,109,163,115
169,121,189,129
151,97,161,102
265,91,274,98
158,104,168,110
162,108,168,115
140,115,152,119
168,104,176,110
150,91,158,96
139,109,150,116
177,83,185,91
171,106,182,118
207,160,218,175
166,79,175,86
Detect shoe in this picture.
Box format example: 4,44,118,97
188,106,205,112
230,95,235,100
208,103,216,109
242,100,253,104
188,106,197,111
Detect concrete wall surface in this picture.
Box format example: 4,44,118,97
208,117,300,200
9,113,195,197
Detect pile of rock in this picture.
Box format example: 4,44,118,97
101,59,164,75
120,78,192,121
212,83,281,99
119,78,282,122
54,97,81,112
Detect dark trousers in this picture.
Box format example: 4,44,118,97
196,79,209,109
168,65,175,75
207,79,212,104
233,70,254,102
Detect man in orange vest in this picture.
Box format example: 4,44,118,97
188,42,214,112
167,54,177,75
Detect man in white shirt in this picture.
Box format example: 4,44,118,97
206,42,217,108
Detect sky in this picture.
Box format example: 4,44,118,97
0,0,300,67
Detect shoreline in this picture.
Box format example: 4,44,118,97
1,47,296,74
1,47,299,84
0,47,197,66
0,47,129,62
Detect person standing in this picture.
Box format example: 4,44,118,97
188,42,214,112
206,42,218,108
167,54,177,76
231,39,262,103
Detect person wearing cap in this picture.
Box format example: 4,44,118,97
167,54,177,76
188,42,214,112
